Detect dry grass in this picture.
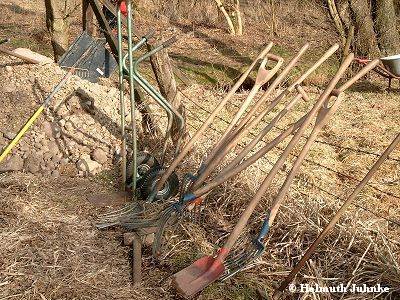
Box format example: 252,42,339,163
1,0,400,299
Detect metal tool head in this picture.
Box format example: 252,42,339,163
59,31,117,82
172,255,226,298
151,194,207,257
152,204,181,257
221,216,270,280
221,241,265,281
95,202,144,229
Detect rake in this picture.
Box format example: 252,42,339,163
197,57,380,288
96,43,275,224
100,44,340,253
171,55,381,298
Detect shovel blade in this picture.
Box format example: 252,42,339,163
172,255,225,298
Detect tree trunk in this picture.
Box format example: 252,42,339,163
214,0,236,35
233,0,243,35
327,0,346,45
45,0,71,61
82,0,95,35
374,0,400,56
147,41,185,144
348,0,381,57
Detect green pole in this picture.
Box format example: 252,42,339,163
126,0,137,195
117,1,127,189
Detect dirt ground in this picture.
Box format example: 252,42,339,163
1,1,400,300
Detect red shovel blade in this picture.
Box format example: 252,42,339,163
172,255,225,298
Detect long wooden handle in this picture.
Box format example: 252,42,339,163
198,51,284,173
273,132,400,299
268,58,380,225
217,53,354,259
268,94,343,225
226,44,338,149
0,46,41,64
153,42,274,194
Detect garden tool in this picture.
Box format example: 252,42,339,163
58,31,117,82
146,42,275,202
171,53,355,298
190,44,338,192
223,91,305,173
98,45,332,249
192,44,340,190
148,81,328,256
227,43,338,140
273,132,400,300
201,53,284,163
108,45,339,255
0,39,99,164
146,112,307,256
191,44,310,190
189,56,379,201
221,215,270,281
221,91,345,281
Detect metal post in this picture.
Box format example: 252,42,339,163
117,1,127,188
126,0,137,194
123,232,142,286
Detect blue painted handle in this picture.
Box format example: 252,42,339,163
185,173,198,181
182,193,197,203
256,216,270,241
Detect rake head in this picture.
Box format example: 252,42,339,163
221,239,265,281
221,216,270,280
152,195,207,257
95,202,144,229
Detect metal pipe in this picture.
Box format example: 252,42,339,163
117,1,127,188
126,0,137,194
